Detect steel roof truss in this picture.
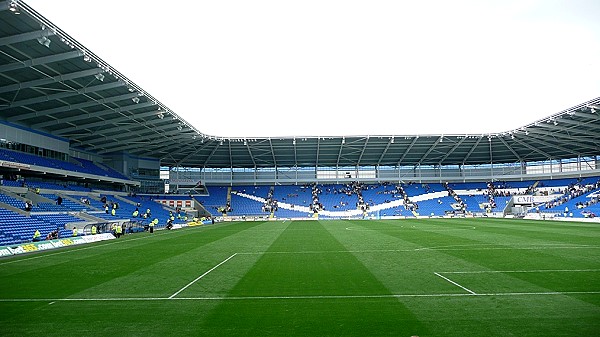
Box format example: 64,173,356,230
0,50,83,73
0,68,103,95
0,29,55,47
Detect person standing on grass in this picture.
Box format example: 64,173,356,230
149,218,157,233
115,223,122,238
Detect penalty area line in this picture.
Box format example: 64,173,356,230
169,253,237,299
434,272,477,295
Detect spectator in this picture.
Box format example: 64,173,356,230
32,229,41,242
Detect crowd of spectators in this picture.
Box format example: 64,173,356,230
443,182,465,212
544,179,600,209
309,183,323,213
396,184,418,212
262,188,279,213
349,182,369,212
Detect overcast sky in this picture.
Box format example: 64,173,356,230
25,0,600,138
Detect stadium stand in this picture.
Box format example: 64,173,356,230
3,171,600,245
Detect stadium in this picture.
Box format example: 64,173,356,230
0,1,599,336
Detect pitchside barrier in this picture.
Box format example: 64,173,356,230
0,233,115,257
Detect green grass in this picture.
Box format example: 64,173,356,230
0,218,599,337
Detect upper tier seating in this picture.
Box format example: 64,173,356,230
0,148,129,180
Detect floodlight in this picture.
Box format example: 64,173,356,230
37,36,51,48
9,0,20,14
94,73,105,81
132,97,140,104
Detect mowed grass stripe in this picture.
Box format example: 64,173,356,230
72,220,292,299
351,218,599,271
197,220,428,337
227,220,402,296
165,220,293,298
0,221,265,299
321,219,599,293
460,218,600,244
325,218,600,337
323,219,493,295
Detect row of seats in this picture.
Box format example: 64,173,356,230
192,178,600,218
0,148,128,180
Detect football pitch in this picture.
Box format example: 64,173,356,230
0,218,598,337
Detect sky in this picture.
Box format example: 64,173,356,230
24,0,600,138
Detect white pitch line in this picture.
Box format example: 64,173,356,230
236,245,597,255
441,269,600,274
2,291,599,302
168,253,237,299
415,245,596,252
434,272,477,295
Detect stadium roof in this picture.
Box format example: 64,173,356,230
1,0,599,169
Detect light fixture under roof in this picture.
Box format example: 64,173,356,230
9,0,20,14
94,73,104,81
132,97,140,104
37,36,51,48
